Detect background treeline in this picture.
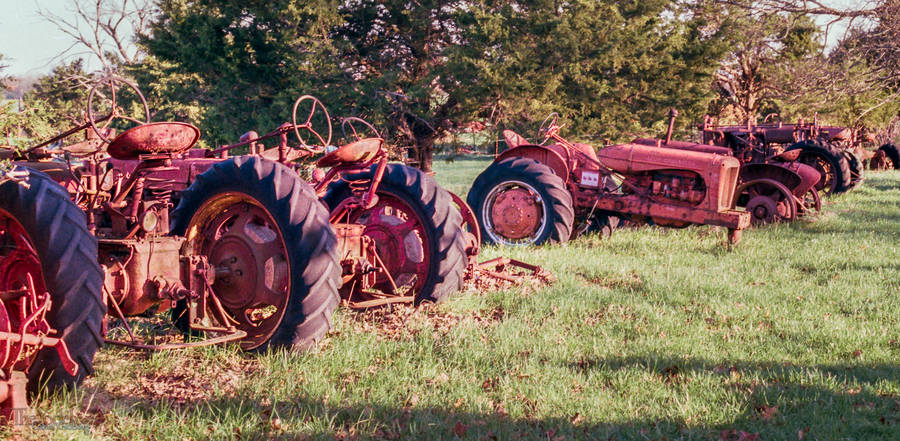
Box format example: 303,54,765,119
2,0,899,170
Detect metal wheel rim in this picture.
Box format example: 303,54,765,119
736,179,797,224
0,208,47,368
482,180,548,246
187,193,291,350
799,153,836,194
349,191,432,295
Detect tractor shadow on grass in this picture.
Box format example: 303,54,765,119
73,353,900,440
79,379,728,441
566,354,900,440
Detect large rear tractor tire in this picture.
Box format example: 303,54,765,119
844,150,864,189
0,167,105,394
877,143,900,170
171,156,340,351
323,164,467,305
467,157,574,246
785,141,851,195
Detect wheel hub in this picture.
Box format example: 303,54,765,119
209,236,259,310
190,196,290,349
746,195,778,225
490,188,541,240
355,200,427,293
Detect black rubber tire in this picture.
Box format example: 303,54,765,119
878,143,900,170
171,156,340,351
323,164,467,304
466,157,574,246
571,178,620,240
843,151,864,189
579,212,620,239
0,167,105,394
785,141,852,194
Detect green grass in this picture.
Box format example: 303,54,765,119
6,165,900,441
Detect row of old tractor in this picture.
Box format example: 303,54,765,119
0,78,499,420
466,110,900,247
0,76,896,422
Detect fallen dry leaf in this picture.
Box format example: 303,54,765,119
453,421,468,437
756,405,778,422
571,413,584,426
720,429,760,441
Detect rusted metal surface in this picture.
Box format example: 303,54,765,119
465,257,555,292
698,115,893,189
3,79,551,374
489,120,750,242
488,186,543,240
316,138,383,167
107,122,201,160
0,207,78,421
0,77,304,354
636,112,823,223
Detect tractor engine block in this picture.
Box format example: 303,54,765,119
626,170,706,206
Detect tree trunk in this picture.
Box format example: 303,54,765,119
414,133,435,173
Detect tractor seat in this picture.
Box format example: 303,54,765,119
503,130,530,148
62,138,107,156
316,137,383,168
770,149,801,162
107,122,201,160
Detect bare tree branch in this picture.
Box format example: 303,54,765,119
39,0,156,71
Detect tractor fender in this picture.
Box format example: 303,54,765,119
495,144,570,182
739,163,804,196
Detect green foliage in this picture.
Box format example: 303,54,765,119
124,55,209,144
0,53,55,146
137,0,344,148
708,6,824,124
0,99,56,147
137,0,734,164
450,0,731,143
23,59,91,129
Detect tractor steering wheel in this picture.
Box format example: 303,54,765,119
340,117,382,144
291,95,332,149
537,112,560,145
86,76,150,144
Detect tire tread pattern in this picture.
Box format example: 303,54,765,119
879,143,900,170
466,157,574,246
0,167,105,393
323,164,467,304
171,156,340,351
786,141,852,194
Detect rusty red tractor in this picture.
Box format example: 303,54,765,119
466,113,751,247
0,77,470,416
0,166,104,422
699,115,900,195
631,110,823,225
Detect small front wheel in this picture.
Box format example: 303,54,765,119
735,178,797,225
467,157,574,246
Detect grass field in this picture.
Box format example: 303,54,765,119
5,159,899,441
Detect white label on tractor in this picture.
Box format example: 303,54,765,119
581,171,600,187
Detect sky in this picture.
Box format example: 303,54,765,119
0,0,82,76
0,0,869,78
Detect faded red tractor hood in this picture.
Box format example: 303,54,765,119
598,142,742,212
